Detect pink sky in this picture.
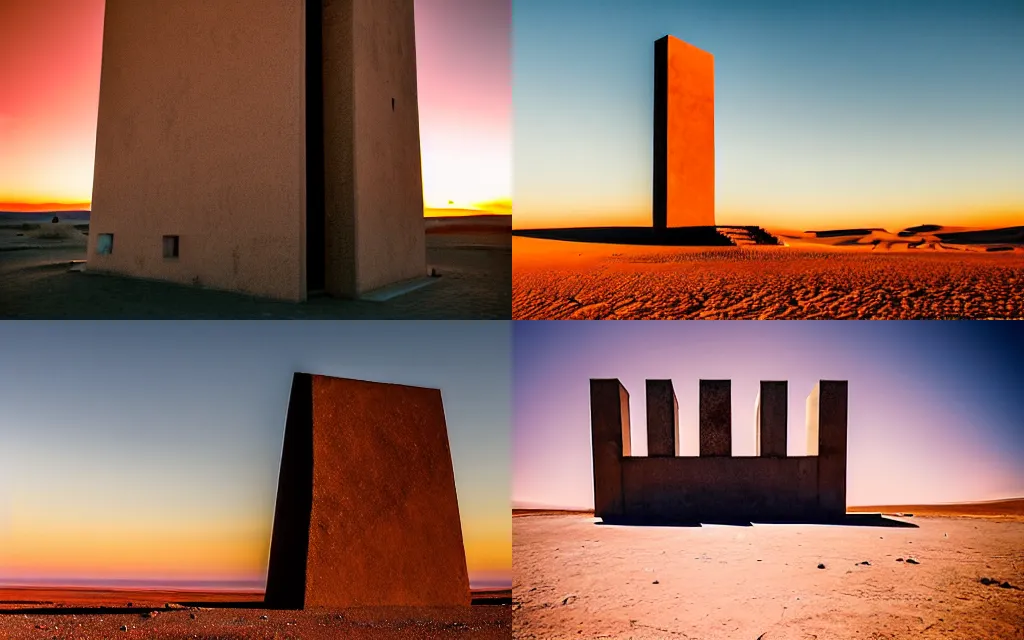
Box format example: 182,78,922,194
0,0,511,212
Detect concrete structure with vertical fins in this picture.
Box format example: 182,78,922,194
653,35,715,229
89,0,426,302
589,378,848,523
265,373,470,609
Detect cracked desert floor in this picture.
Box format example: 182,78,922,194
513,509,1024,639
512,238,1024,319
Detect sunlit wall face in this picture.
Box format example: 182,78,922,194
513,321,1024,510
0,0,511,215
513,0,1024,230
0,321,511,591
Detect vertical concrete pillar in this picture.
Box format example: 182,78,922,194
816,381,848,519
590,379,631,519
646,379,678,457
699,380,731,456
757,381,788,457
652,35,715,229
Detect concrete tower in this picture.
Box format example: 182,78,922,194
88,0,426,302
653,35,715,229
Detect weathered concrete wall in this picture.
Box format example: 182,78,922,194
699,380,731,456
265,373,470,608
652,35,715,229
590,378,848,523
757,381,788,457
89,0,307,301
645,380,678,457
622,456,820,522
590,379,631,520
323,0,425,297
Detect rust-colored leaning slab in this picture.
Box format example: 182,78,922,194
653,35,715,229
265,373,470,609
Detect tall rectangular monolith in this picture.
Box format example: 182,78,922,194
653,35,715,229
590,379,631,520
757,381,788,457
699,380,731,456
646,379,678,457
265,373,470,608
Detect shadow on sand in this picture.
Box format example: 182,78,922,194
512,226,733,246
597,513,919,528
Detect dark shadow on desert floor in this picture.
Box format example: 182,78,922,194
0,216,510,319
596,513,919,528
512,226,735,246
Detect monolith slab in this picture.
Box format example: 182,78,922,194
265,373,470,609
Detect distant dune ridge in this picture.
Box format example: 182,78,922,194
776,224,1024,252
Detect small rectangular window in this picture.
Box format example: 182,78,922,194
163,235,180,259
97,233,114,255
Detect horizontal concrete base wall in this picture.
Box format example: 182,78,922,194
620,456,841,522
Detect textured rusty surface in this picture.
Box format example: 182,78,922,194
699,380,732,457
266,373,470,609
645,379,678,457
653,35,715,229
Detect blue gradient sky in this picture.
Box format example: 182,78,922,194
513,321,1024,510
0,321,510,590
513,0,1024,230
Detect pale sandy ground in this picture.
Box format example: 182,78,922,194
513,511,1024,639
513,237,1024,320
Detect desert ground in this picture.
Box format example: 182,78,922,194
0,588,511,639
512,226,1024,319
513,502,1024,639
0,214,510,319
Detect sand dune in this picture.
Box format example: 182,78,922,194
774,225,1024,253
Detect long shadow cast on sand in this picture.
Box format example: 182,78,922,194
597,514,919,528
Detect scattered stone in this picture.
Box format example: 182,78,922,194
906,558,920,564
562,594,577,606
189,613,197,620
164,603,186,610
51,216,60,224
999,582,1014,589
335,614,345,621
260,615,269,621
980,577,995,585
120,625,128,632
896,558,904,562
652,580,659,585
817,563,825,569
144,611,159,619
858,561,871,566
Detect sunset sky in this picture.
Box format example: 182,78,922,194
514,0,1024,230
0,0,510,215
0,321,511,591
513,321,1024,510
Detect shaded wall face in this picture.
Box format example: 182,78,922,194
89,0,306,301
653,36,715,228
323,0,426,297
622,456,820,521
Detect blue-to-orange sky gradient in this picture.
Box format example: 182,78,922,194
514,0,1024,230
0,0,510,215
513,321,1024,511
0,321,511,591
